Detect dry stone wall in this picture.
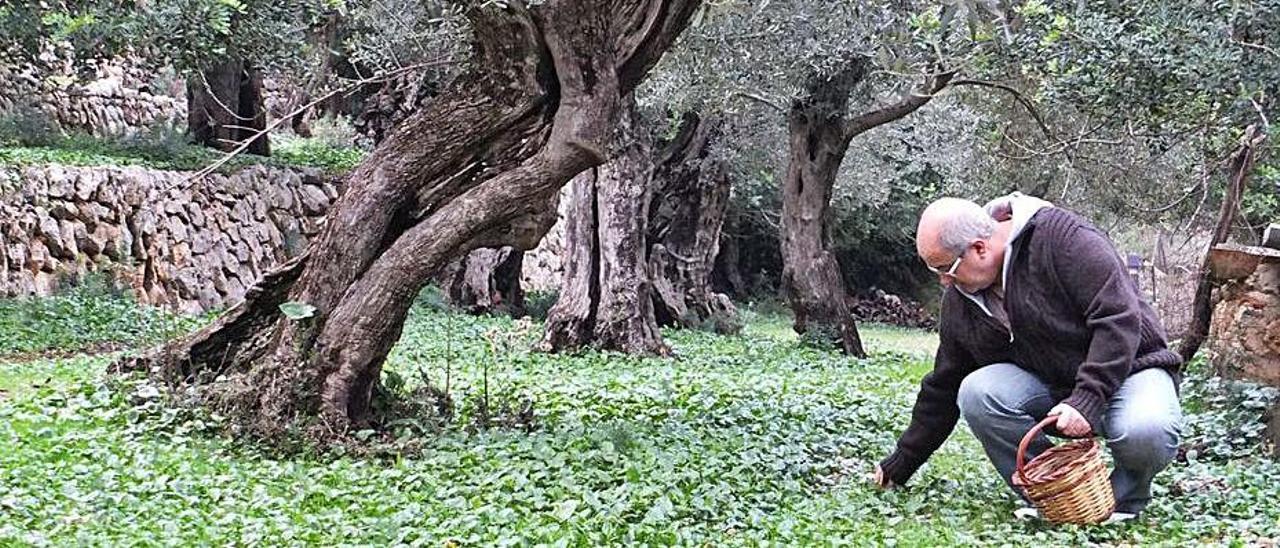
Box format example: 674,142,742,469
0,56,185,138
1209,244,1280,386
1,164,340,313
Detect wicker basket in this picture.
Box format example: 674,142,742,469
1011,416,1116,524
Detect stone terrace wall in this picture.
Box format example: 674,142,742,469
1,164,340,313
0,56,185,138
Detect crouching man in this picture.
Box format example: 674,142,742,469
873,193,1183,521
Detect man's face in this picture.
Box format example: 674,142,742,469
920,239,1000,293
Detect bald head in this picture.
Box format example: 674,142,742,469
916,197,996,259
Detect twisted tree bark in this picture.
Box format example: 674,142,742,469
647,113,739,333
121,0,699,441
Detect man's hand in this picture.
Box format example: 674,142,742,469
1048,403,1092,437
871,463,897,490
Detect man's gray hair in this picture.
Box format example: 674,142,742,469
939,200,996,255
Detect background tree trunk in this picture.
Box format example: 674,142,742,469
353,71,440,146
440,246,527,317
539,171,601,350
188,58,270,155
438,193,563,318
712,205,746,298
780,60,952,356
122,0,699,442
647,113,740,333
288,11,350,136
780,61,870,356
541,98,671,355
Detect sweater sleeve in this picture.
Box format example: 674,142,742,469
878,324,977,485
1054,225,1141,431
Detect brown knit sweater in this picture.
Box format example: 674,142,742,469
878,207,1182,485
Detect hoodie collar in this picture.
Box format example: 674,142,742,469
958,192,1054,316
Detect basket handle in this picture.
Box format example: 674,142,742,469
1015,416,1061,477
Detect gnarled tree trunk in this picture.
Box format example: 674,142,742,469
439,246,528,317
540,98,671,355
188,59,270,155
352,67,442,146
121,0,699,442
647,113,739,333
780,60,952,356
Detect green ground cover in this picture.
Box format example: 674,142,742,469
0,292,1276,546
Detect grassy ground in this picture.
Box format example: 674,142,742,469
1,294,1277,546
0,131,365,176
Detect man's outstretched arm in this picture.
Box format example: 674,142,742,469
875,329,977,486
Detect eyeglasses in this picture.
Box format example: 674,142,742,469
926,254,963,278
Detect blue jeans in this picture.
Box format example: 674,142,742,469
956,362,1182,515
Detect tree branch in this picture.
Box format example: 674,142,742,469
1179,124,1268,362
996,120,1112,159
1251,95,1271,129
949,78,1056,142
730,90,786,113
617,0,702,91
1129,175,1207,215
1230,35,1280,60
843,70,955,140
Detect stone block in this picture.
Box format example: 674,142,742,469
1210,257,1280,388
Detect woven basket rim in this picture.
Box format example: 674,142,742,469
1012,438,1103,487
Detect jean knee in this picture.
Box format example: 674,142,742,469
1109,416,1180,470
957,364,1017,421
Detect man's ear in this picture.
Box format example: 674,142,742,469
972,239,988,257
